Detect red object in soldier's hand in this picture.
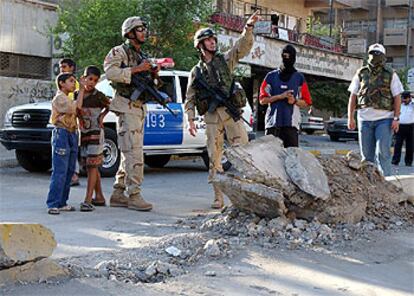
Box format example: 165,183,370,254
154,58,175,69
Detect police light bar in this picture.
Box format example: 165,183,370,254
155,58,175,69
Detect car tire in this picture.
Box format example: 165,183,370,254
144,155,171,168
16,150,51,172
100,127,120,177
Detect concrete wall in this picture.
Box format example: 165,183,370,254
0,0,57,57
0,77,54,127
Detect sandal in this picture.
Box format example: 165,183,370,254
91,199,106,207
59,205,76,212
48,208,60,215
80,202,95,212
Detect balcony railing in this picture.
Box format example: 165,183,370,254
384,28,408,46
210,12,344,53
385,0,410,7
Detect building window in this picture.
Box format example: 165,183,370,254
0,52,51,80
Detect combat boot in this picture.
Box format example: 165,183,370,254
109,188,129,207
211,185,224,209
128,193,153,211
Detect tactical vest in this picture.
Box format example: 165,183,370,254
357,66,394,111
194,53,246,115
111,43,151,101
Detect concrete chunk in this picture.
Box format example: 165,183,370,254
0,258,68,287
285,147,331,201
0,223,57,268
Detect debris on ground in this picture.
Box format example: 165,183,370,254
213,135,413,224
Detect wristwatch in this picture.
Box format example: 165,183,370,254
393,116,399,121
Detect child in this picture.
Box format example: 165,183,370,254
46,73,85,215
76,66,111,212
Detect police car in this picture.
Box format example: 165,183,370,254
0,70,254,176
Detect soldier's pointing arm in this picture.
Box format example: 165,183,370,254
224,10,259,72
103,46,131,84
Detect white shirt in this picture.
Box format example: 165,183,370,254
400,101,414,124
348,72,404,121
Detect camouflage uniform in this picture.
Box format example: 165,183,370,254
185,27,253,208
104,16,152,211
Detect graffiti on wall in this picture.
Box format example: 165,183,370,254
7,81,55,103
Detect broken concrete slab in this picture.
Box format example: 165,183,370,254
0,258,68,287
224,136,295,195
285,147,330,201
213,174,287,218
0,223,57,268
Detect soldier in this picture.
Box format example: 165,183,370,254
347,43,403,176
103,16,155,211
185,11,259,209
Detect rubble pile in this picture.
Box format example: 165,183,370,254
197,206,411,250
213,135,413,224
60,232,232,284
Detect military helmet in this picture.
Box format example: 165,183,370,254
122,16,147,38
194,28,217,49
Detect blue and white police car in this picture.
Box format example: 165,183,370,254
0,70,254,176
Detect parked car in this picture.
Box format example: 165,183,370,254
300,110,325,134
0,70,255,176
326,115,358,141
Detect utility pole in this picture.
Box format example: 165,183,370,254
407,0,413,67
376,0,382,43
329,0,334,37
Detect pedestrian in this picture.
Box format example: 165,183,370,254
347,43,402,176
259,44,312,148
76,66,111,212
392,91,414,166
103,16,155,211
59,58,81,186
185,11,259,209
46,73,85,215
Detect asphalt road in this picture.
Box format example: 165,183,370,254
0,159,413,296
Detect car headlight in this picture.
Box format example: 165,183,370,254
3,110,13,127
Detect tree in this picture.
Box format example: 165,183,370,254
309,80,349,117
52,0,212,73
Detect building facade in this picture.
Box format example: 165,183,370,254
0,0,58,125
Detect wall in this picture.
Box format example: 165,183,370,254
0,77,55,126
0,0,57,57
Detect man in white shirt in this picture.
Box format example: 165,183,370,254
347,43,402,176
392,91,414,166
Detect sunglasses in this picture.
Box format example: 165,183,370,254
134,26,147,32
369,51,383,56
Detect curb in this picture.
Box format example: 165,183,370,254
304,148,356,156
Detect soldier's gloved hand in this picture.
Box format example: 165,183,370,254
188,120,197,137
132,60,152,74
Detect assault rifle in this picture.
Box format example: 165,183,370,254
193,68,250,126
129,73,177,117
122,58,177,117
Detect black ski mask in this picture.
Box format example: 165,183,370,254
280,44,297,82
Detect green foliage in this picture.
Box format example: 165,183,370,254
51,0,212,73
309,80,349,117
396,67,409,90
305,16,341,43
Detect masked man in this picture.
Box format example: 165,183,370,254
259,44,312,147
348,43,403,176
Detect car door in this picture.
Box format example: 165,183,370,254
144,74,183,146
